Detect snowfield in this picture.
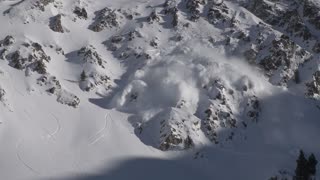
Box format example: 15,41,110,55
0,0,319,179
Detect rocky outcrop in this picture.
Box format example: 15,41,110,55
77,45,111,91
259,35,310,85
245,0,317,43
149,108,201,151
89,7,121,32
245,96,260,122
34,0,55,11
163,1,179,27
104,31,151,61
49,14,64,33
0,35,15,59
0,35,15,47
78,45,104,68
203,79,237,143
303,0,320,30
207,2,232,26
74,7,88,19
306,71,320,98
186,0,205,21
37,75,80,107
0,36,81,107
0,38,51,74
202,78,261,144
279,9,312,41
147,11,160,24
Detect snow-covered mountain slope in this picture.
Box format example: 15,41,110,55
0,0,319,179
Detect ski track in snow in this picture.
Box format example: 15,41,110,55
15,112,62,175
88,113,110,145
15,139,40,175
24,110,60,141
49,113,61,139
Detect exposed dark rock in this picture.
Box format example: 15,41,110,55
246,96,260,122
49,14,64,33
186,0,205,21
150,39,158,48
259,35,310,85
0,35,15,47
163,1,179,27
147,11,160,24
78,45,104,68
303,0,320,30
244,48,257,64
0,88,6,101
77,45,111,91
306,71,320,98
74,7,88,19
207,2,231,26
89,7,120,32
5,42,50,74
312,42,320,53
37,75,80,108
35,0,55,11
246,0,313,41
158,108,200,151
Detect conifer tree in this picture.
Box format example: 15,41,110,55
295,150,309,180
80,70,87,81
308,153,318,176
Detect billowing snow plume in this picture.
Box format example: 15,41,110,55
111,43,267,149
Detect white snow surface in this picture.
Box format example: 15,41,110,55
0,0,319,179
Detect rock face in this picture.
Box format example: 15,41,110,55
49,14,64,33
147,11,161,24
35,0,55,11
207,2,231,26
245,0,319,44
89,8,121,32
74,7,88,19
138,108,202,151
78,45,104,68
158,109,200,150
0,35,15,59
0,35,81,107
104,31,151,61
303,0,320,30
259,35,310,85
186,0,206,21
306,71,320,98
0,36,51,74
201,78,260,144
37,75,80,108
163,1,179,27
0,35,15,46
